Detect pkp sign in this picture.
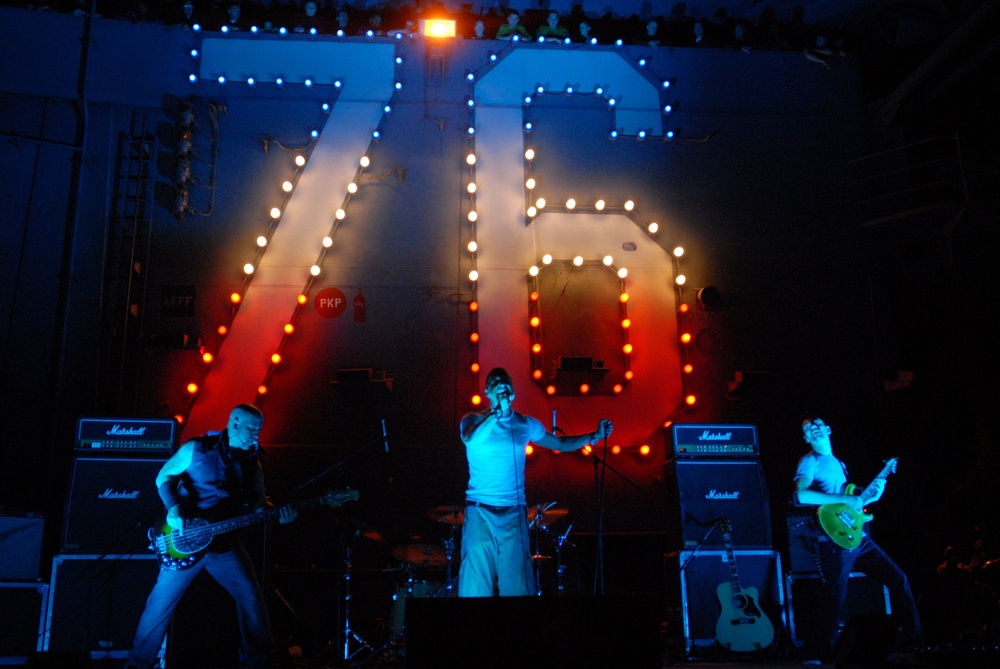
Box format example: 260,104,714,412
315,287,347,318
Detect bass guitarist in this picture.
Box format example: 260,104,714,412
125,403,296,669
793,416,923,665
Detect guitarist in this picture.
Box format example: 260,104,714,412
124,404,297,669
793,416,923,665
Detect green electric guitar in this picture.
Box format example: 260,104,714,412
817,458,898,549
714,519,775,652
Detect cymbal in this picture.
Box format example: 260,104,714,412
531,554,553,561
359,528,385,543
392,543,448,568
527,503,568,526
426,505,466,525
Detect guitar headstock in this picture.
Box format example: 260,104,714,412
324,489,360,508
885,457,899,474
716,518,733,534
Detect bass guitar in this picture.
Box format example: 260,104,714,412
149,489,359,570
817,458,897,550
714,519,775,652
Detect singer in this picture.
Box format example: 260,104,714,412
458,368,612,597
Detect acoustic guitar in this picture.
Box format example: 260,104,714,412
149,489,359,570
714,519,775,652
817,458,897,550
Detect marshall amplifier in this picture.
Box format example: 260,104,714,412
75,417,176,455
664,549,784,653
62,457,167,554
671,424,759,458
43,554,159,658
663,458,772,550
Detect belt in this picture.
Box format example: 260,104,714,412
466,500,521,514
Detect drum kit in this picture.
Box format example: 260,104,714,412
358,500,575,661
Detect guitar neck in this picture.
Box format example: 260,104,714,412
859,459,897,503
207,497,323,538
721,530,742,592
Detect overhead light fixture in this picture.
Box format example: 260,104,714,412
421,19,456,38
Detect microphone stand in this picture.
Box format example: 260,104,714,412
294,419,389,492
590,433,642,596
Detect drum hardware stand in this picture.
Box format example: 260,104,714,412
442,530,456,596
554,522,574,595
530,515,550,596
342,531,373,662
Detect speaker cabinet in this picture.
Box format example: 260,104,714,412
62,457,167,555
665,549,784,653
0,513,45,580
785,572,891,645
43,554,159,657
405,595,660,669
664,459,772,550
0,582,47,663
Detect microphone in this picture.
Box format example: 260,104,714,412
381,418,389,453
552,409,557,434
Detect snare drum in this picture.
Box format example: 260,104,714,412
389,580,445,636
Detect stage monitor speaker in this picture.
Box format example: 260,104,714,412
43,554,159,657
785,572,891,645
0,582,47,663
405,595,660,669
665,549,784,652
664,459,772,550
0,513,45,580
62,456,167,555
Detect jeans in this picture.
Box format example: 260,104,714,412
807,534,923,656
126,543,273,669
